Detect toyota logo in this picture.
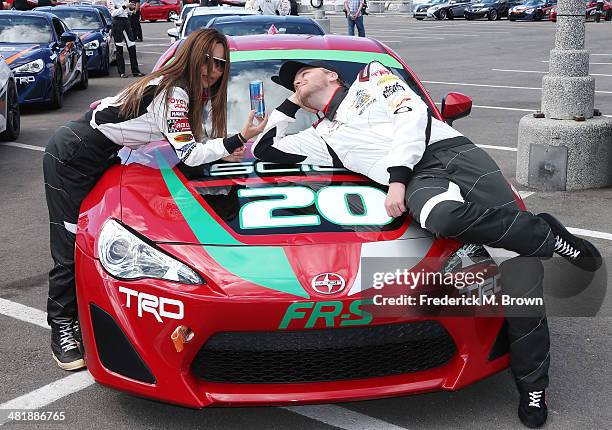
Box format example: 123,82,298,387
311,273,346,295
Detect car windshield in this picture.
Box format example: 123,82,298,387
0,17,52,43
523,0,543,5
226,56,429,135
184,14,252,36
48,10,102,30
211,21,324,36
480,0,497,4
181,5,197,20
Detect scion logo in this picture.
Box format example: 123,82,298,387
311,273,346,295
119,286,184,323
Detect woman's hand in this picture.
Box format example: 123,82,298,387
385,182,407,218
240,110,268,141
222,146,245,162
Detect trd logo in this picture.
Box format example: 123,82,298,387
118,286,184,323
279,299,373,329
16,76,35,84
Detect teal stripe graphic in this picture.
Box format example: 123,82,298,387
230,49,403,68
155,151,309,298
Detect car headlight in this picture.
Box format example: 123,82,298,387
526,8,534,12
98,219,203,284
13,58,44,74
84,39,100,50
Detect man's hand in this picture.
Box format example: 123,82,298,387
288,91,318,114
222,146,245,162
385,182,407,218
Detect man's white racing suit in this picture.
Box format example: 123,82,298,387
253,60,554,393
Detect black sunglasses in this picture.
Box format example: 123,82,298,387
205,54,227,70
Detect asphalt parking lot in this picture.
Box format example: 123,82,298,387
1,13,611,430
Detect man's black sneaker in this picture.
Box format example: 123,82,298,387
518,389,547,428
539,213,602,272
133,72,145,77
119,73,128,78
51,318,85,371
72,318,83,353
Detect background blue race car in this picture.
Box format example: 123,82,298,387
36,5,113,76
0,11,88,109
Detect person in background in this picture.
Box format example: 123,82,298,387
254,0,289,15
111,0,145,78
12,0,29,11
129,0,143,42
344,0,365,37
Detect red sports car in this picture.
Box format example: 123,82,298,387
549,0,612,21
76,34,523,408
140,0,180,22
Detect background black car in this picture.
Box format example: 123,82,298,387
431,0,473,20
464,0,509,19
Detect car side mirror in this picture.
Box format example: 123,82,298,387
60,31,77,44
441,92,472,126
167,28,179,39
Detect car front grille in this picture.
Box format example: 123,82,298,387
191,321,456,383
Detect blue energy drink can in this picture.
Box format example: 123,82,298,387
249,80,265,117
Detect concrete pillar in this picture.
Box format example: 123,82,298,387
516,0,612,191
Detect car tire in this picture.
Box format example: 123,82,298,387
447,10,454,19
76,56,89,90
50,68,64,110
416,17,424,20
167,11,178,22
606,9,612,20
0,82,20,141
488,9,498,20
534,10,543,20
509,17,516,21
465,15,473,20
101,48,110,76
437,9,447,20
149,19,157,22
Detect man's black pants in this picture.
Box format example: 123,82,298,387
112,17,140,75
43,114,119,324
405,137,553,390
130,12,142,40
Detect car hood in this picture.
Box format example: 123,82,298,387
0,44,45,67
74,29,103,43
117,144,462,299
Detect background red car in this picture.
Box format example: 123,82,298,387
140,0,180,22
550,0,612,21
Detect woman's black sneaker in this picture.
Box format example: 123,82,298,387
518,389,547,428
538,213,602,272
50,317,85,371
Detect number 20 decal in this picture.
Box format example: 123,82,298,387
238,186,393,229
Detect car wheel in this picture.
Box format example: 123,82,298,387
488,9,498,20
447,10,454,19
438,9,447,20
50,67,64,109
167,11,178,22
534,10,543,20
465,14,473,20
149,19,157,22
101,48,110,76
606,9,612,20
416,17,424,20
509,17,516,21
0,82,20,141
76,55,89,90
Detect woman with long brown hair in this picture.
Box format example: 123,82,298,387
42,29,266,371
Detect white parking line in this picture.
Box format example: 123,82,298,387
0,372,95,426
282,405,408,430
0,142,45,152
422,80,612,94
568,227,612,241
0,298,48,329
477,144,518,152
